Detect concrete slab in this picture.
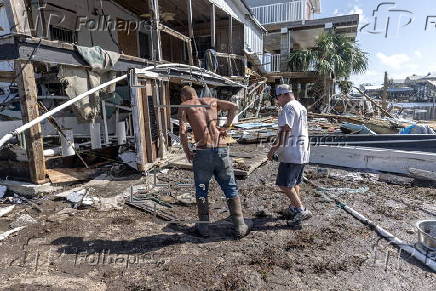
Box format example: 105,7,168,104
0,180,62,197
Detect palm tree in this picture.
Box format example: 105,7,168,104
288,32,368,110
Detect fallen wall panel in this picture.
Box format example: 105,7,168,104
310,146,436,174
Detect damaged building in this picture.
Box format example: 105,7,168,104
0,0,266,184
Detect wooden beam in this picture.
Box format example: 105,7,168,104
159,81,169,147
152,80,164,159
163,81,172,135
0,36,151,71
186,0,196,65
266,71,319,79
142,82,154,163
129,80,147,171
187,0,194,40
211,4,216,49
15,60,46,184
149,0,162,61
228,16,233,54
187,41,194,66
3,0,31,35
158,24,191,43
280,29,290,72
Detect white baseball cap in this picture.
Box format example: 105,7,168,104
275,84,293,97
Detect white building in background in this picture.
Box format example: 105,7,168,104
246,0,321,25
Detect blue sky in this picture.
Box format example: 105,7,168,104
316,0,436,86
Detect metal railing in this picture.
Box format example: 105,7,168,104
251,1,306,25
263,54,281,72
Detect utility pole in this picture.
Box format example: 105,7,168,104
382,71,388,117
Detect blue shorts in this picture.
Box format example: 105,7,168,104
276,163,305,187
192,147,238,199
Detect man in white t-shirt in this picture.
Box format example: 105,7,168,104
267,84,312,225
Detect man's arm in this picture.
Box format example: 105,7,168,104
178,108,194,162
216,99,238,128
267,125,291,160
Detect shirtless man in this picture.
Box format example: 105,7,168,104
178,86,250,238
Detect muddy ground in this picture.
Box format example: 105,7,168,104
0,144,435,290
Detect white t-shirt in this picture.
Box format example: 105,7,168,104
276,100,310,164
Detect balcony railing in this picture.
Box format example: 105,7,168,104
251,1,306,25
263,54,281,72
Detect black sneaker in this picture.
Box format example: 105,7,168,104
287,209,312,225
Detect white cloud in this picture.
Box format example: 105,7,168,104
376,53,411,70
333,9,343,16
414,50,422,58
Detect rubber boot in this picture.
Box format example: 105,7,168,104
226,196,250,239
195,196,209,237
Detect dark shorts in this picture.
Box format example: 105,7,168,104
276,163,306,187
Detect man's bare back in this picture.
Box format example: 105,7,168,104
179,86,238,161
181,97,224,147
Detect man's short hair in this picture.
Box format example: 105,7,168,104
181,86,197,98
275,84,293,97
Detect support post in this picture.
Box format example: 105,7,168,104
149,0,162,61
382,71,388,117
228,16,233,54
142,82,154,163
152,80,165,158
159,81,169,147
211,4,216,49
129,74,147,171
187,0,196,65
280,28,291,72
15,60,46,184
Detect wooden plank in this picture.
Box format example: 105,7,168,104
0,36,150,71
47,168,97,184
159,81,169,147
130,82,147,172
152,80,164,159
163,81,172,135
158,24,190,43
211,4,216,49
311,146,436,175
187,41,194,66
15,60,46,184
142,82,154,163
